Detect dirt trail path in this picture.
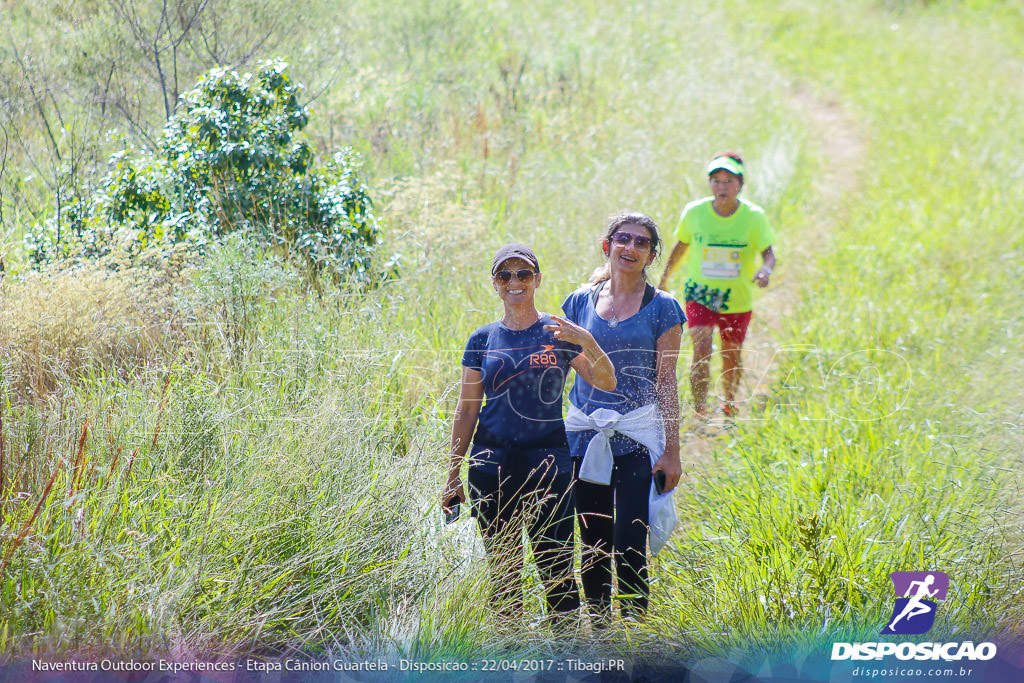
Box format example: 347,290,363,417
679,85,866,472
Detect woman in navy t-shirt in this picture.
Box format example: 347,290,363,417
443,244,616,621
562,211,685,622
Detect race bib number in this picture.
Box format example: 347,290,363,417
701,246,742,279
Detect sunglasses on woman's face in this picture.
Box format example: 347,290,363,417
494,269,537,284
610,232,653,250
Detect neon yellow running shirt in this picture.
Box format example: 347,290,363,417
674,197,776,313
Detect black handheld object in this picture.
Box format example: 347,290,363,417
443,496,462,525
653,470,667,495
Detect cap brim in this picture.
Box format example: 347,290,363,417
707,158,744,176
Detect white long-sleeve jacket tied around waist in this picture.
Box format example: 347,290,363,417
564,403,678,555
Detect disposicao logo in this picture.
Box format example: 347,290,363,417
882,571,948,635
831,571,997,663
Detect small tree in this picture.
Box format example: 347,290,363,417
27,59,383,283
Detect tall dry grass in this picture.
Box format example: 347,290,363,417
0,246,192,398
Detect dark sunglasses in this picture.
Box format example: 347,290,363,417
610,232,653,249
494,269,537,284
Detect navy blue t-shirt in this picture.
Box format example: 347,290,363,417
462,314,581,471
561,285,685,457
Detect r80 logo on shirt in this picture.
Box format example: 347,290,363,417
529,345,558,367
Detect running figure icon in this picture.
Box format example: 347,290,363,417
887,574,938,631
883,571,949,635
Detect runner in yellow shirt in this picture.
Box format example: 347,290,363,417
658,152,777,420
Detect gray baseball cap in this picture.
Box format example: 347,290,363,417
491,243,540,274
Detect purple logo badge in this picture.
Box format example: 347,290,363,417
882,571,949,635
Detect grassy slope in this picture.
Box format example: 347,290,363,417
650,0,1024,666
0,0,1021,664
0,0,804,657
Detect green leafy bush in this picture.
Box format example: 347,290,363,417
26,59,385,283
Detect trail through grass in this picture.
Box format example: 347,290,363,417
650,0,1024,670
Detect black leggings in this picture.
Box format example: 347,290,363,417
468,454,579,615
574,448,651,616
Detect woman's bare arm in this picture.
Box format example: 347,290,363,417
651,323,683,492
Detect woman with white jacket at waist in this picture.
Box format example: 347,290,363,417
561,211,685,623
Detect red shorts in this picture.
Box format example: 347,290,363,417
684,302,752,344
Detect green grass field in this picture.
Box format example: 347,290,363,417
1,0,1021,673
